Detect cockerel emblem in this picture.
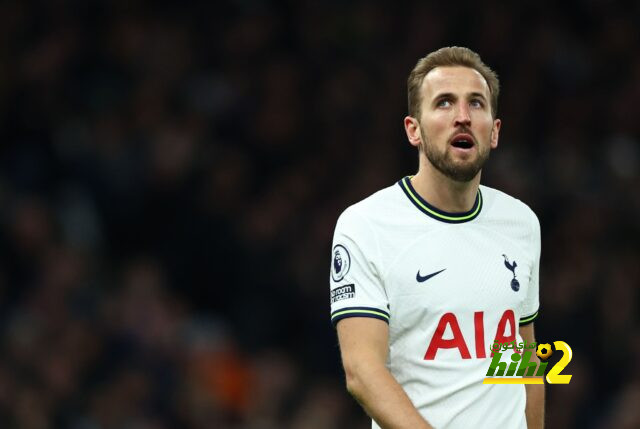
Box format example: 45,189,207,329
502,254,520,291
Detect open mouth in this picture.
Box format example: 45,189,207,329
452,140,474,149
450,134,475,149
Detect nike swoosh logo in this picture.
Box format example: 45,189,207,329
416,268,446,283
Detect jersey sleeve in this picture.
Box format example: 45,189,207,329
329,207,389,327
519,210,540,325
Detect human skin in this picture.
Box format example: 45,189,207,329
404,65,501,213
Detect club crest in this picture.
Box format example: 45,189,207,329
502,254,520,291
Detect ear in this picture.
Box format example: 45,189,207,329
404,116,422,148
490,118,501,149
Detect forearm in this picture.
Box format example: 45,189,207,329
345,360,433,429
525,383,545,429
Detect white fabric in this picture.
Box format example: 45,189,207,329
329,178,540,429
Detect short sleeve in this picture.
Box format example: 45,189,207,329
329,208,389,327
519,210,540,325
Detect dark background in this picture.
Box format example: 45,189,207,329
0,0,639,428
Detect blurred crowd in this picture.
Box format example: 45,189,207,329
0,0,639,428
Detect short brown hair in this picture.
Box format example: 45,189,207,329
407,46,500,118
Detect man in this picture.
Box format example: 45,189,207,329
329,47,544,428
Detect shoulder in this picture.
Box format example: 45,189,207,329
335,182,406,231
480,185,540,229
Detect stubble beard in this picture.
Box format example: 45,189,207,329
420,128,491,183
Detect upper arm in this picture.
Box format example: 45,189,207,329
519,323,542,374
337,317,389,375
519,322,536,345
330,209,390,377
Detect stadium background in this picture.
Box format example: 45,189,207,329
0,1,639,428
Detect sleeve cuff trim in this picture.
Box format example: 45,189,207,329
519,310,539,326
331,307,390,326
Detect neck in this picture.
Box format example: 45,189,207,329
410,160,481,213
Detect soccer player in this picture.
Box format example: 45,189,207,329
329,47,544,428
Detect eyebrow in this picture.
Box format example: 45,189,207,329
433,92,487,101
431,92,488,108
468,92,488,101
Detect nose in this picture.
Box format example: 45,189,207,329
454,104,471,127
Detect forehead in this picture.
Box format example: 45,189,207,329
420,66,490,100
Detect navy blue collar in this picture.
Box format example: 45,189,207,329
398,176,482,223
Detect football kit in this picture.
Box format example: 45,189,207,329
330,177,540,429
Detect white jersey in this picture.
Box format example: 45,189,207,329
330,177,540,429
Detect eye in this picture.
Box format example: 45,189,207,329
470,99,484,108
436,99,452,108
